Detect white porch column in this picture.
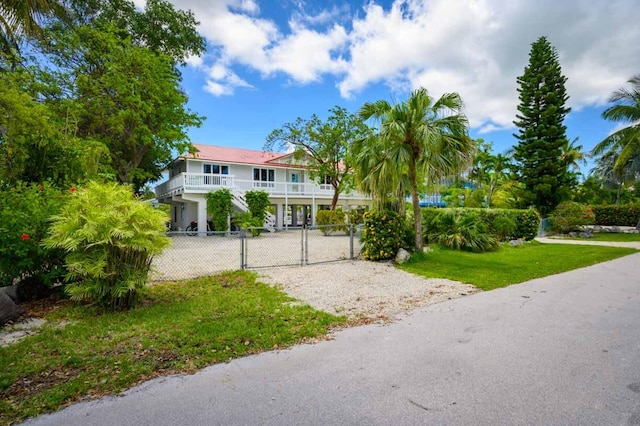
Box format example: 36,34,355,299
197,198,208,237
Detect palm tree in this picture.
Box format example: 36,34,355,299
357,88,474,250
561,137,589,171
592,75,640,176
0,0,68,57
592,149,640,206
486,153,513,207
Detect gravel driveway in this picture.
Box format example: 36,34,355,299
257,261,478,320
152,231,477,320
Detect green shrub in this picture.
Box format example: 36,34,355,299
361,210,405,261
316,209,347,235
549,201,594,234
245,190,271,222
591,205,640,226
45,181,170,310
430,210,498,252
232,212,263,236
206,188,233,231
0,182,68,288
421,208,540,241
493,215,516,241
347,208,366,226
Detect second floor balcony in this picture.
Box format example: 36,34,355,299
155,172,369,201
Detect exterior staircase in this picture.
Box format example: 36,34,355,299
231,187,276,232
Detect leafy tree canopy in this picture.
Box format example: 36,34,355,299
265,106,370,209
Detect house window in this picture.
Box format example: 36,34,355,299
253,168,275,187
203,163,229,174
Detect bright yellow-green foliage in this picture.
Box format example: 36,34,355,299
45,181,170,310
316,209,347,235
0,272,344,424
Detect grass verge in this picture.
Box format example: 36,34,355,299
0,271,345,425
400,241,637,291
564,232,640,242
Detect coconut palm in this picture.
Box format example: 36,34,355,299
0,0,68,56
592,75,640,176
357,88,474,250
592,148,640,205
561,137,589,171
486,153,513,207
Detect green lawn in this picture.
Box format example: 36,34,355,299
400,241,637,291
565,232,640,242
0,271,345,425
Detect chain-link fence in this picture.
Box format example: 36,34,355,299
151,231,244,281
151,225,361,281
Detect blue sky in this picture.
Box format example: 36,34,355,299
149,0,639,176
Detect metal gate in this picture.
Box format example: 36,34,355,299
243,225,358,269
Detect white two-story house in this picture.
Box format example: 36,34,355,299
154,144,372,231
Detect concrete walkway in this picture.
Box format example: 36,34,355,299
536,236,640,249
23,250,640,425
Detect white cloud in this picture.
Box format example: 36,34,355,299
169,0,640,130
202,62,253,96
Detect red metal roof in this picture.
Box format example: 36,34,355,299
184,144,289,166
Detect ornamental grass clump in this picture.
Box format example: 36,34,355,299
45,181,170,310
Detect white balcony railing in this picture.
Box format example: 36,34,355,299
155,172,368,200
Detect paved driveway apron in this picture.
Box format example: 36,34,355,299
24,252,640,426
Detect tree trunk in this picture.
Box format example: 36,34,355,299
408,160,423,251
330,183,340,210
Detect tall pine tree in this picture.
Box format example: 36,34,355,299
513,36,571,215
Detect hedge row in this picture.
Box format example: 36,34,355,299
421,208,540,241
591,205,640,226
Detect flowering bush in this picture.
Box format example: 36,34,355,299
0,182,68,288
549,201,595,234
361,210,405,261
45,181,170,310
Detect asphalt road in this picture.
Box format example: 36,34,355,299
23,252,640,426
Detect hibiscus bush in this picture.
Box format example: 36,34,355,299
0,182,68,290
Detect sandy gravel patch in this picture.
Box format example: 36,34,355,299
257,260,478,320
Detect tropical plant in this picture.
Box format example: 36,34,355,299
429,211,498,253
356,87,474,251
0,0,68,58
232,212,262,237
513,36,572,215
206,189,233,231
592,75,640,174
493,215,517,241
591,149,640,205
561,137,589,171
45,181,170,310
